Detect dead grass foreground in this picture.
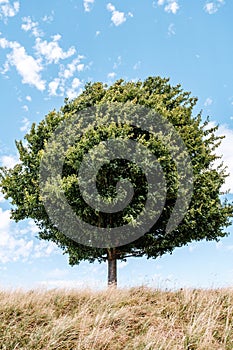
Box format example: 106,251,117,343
0,286,232,349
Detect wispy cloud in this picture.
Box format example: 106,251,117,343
107,72,116,79
83,0,94,12
168,23,176,35
48,55,85,97
59,56,85,80
133,61,141,70
113,55,122,69
22,104,28,112
157,0,180,14
20,117,30,132
204,0,225,14
46,268,70,279
21,16,43,38
37,278,103,290
42,12,54,23
204,97,213,106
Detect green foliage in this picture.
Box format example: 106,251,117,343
0,76,232,266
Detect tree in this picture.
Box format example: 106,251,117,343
1,77,232,287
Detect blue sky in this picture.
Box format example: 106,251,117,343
0,0,233,290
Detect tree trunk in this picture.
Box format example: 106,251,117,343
107,248,117,287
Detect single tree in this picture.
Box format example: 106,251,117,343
1,77,232,287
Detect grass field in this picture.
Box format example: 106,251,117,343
0,286,232,349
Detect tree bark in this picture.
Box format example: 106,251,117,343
107,248,117,287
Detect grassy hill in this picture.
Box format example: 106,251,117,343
0,286,232,349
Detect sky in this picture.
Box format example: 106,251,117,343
0,0,233,291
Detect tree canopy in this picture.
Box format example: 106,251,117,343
1,76,232,286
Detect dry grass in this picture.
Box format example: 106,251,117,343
0,286,232,349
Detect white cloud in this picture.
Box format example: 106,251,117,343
48,77,60,96
0,37,46,90
113,55,122,69
106,3,115,12
0,37,10,49
66,77,82,99
0,209,33,264
52,34,61,41
33,239,58,259
34,36,76,64
0,59,9,75
95,30,100,36
111,11,126,26
26,95,32,101
22,104,28,112
0,212,58,264
188,243,198,252
207,122,233,194
0,192,6,203
204,97,213,106
0,0,19,21
118,260,128,269
0,209,12,233
0,20,85,96
42,12,54,23
20,117,30,132
46,268,69,279
7,42,46,90
37,264,106,289
72,77,81,89
204,0,225,14
48,55,85,97
21,16,43,38
157,0,166,5
216,241,223,249
215,241,233,252
107,72,116,79
165,1,179,14
37,279,103,289
77,63,84,71
1,154,19,168
59,56,84,79
133,61,141,70
107,3,127,26
83,0,94,12
168,23,175,35
157,0,179,14
204,2,218,14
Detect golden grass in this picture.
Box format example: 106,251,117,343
0,286,232,349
